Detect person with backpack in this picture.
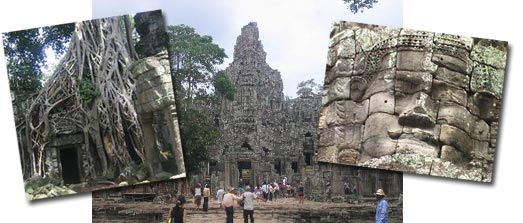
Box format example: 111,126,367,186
168,195,187,223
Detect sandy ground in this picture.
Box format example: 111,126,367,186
93,197,401,223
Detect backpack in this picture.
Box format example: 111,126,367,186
240,194,245,207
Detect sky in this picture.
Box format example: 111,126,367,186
93,0,403,98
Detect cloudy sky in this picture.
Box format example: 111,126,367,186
93,0,403,97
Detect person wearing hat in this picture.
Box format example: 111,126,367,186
374,189,388,223
194,183,202,210
222,187,242,223
168,195,187,223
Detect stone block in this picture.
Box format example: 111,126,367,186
434,67,469,89
333,58,354,76
369,91,395,115
395,92,438,128
339,124,364,151
437,104,489,141
327,77,351,102
315,146,338,163
431,80,468,106
396,50,436,71
394,70,433,94
361,68,395,100
431,53,468,74
470,39,508,69
470,64,505,99
440,145,466,164
361,113,401,158
439,124,474,154
396,133,439,157
337,149,360,164
467,92,501,122
490,122,498,147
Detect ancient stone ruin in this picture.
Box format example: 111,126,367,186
317,21,507,182
193,22,402,200
131,11,185,177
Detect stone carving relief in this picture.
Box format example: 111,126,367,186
318,21,507,182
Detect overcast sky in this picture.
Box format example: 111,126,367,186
93,0,403,98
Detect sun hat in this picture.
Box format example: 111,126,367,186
375,189,386,196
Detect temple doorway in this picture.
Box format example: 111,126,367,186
59,147,81,184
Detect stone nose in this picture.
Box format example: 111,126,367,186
397,92,437,128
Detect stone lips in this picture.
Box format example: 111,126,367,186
318,21,508,182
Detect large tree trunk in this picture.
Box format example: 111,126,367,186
23,16,144,179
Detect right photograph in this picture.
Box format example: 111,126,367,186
317,21,508,182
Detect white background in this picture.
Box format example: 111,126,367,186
0,0,521,222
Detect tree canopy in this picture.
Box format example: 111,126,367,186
2,23,74,92
167,24,232,175
296,78,322,98
342,0,379,13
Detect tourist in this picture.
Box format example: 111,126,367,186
375,189,389,223
261,182,268,202
297,182,304,204
273,182,279,200
239,185,257,223
168,195,187,223
268,183,274,202
194,183,202,210
254,184,262,205
223,187,241,223
203,184,211,212
238,184,244,195
217,187,226,210
325,182,332,202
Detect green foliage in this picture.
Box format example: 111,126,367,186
213,70,236,101
178,108,220,174
296,78,321,97
342,0,379,13
167,24,227,102
3,23,74,92
77,77,100,105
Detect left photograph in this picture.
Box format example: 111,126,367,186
2,10,186,200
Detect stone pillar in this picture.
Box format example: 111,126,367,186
138,112,162,176
224,160,230,189
163,105,185,173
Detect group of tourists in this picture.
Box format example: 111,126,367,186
166,181,389,223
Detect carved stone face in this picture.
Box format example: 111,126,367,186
318,21,507,182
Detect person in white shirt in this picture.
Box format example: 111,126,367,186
239,185,258,223
216,187,225,210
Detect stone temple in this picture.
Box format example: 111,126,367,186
194,22,402,199
317,21,507,182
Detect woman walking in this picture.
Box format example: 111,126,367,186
297,182,305,205
203,184,211,212
194,183,202,210
168,195,187,223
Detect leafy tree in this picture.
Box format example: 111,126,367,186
342,0,379,13
167,25,227,108
296,78,322,97
213,70,236,101
3,23,74,92
167,24,230,175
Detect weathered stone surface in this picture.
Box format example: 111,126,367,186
467,92,501,122
394,70,432,94
134,10,168,57
470,64,505,99
437,104,489,141
361,113,400,159
434,67,469,89
369,91,394,115
440,145,466,164
490,122,498,147
361,69,395,100
395,92,438,128
318,21,505,182
431,80,468,106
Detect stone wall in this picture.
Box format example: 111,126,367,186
317,21,507,182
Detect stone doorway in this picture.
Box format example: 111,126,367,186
237,161,252,185
59,147,81,184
